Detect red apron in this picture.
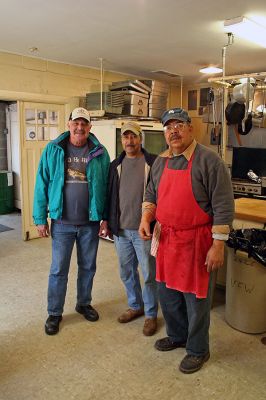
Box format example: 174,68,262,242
156,156,213,298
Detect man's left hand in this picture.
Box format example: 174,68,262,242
205,240,225,273
99,220,110,238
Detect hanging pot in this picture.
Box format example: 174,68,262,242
225,101,245,125
233,83,255,104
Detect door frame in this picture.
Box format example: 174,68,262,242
0,89,79,239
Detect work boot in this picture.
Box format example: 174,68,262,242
179,352,210,374
45,315,62,335
143,317,157,336
118,308,144,323
155,337,186,351
75,304,99,322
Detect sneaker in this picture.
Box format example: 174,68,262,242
143,317,157,336
179,352,210,374
75,304,99,322
118,308,144,323
155,337,186,351
45,315,62,335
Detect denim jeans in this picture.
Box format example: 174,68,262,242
48,221,100,316
158,276,213,356
114,229,158,318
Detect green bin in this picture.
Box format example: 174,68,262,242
0,171,14,214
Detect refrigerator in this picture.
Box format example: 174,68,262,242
90,119,167,161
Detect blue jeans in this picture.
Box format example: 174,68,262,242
114,229,158,318
158,276,213,356
48,221,100,316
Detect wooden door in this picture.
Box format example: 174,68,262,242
20,102,65,240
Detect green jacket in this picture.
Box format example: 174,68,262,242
33,131,110,225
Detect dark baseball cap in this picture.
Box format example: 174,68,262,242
161,108,191,126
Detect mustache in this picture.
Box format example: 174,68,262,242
169,134,181,141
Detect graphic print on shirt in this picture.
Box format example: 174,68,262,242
66,153,88,183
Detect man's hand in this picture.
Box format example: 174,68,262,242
138,220,152,241
205,239,225,273
99,220,111,238
37,224,50,237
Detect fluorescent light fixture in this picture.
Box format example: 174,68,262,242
199,66,223,74
224,16,266,47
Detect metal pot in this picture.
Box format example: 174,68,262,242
233,83,254,104
225,101,245,125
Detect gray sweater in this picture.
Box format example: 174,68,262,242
144,143,234,229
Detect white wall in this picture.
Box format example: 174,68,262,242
6,102,21,209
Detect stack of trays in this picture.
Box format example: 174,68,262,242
113,90,149,117
86,92,124,115
141,80,169,119
110,80,151,117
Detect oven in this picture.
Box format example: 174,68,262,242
231,147,266,199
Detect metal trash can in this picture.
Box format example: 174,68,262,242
225,247,266,334
0,170,14,214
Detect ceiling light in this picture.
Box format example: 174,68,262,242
199,67,223,74
224,16,266,48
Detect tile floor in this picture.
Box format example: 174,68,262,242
0,212,265,400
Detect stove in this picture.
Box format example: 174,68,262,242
232,179,265,196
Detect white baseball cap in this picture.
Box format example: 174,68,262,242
69,107,91,122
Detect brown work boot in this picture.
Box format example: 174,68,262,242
118,308,144,323
143,317,157,336
179,352,210,374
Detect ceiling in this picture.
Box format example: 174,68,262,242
1,0,266,84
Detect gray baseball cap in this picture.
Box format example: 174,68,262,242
161,108,191,126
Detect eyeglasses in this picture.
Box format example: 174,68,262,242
163,122,188,132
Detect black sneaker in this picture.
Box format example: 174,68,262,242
75,304,99,322
179,352,210,374
45,315,62,335
155,337,186,351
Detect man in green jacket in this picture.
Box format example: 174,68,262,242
33,107,110,335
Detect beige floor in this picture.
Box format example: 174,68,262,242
0,212,265,400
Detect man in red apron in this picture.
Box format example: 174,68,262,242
139,107,234,374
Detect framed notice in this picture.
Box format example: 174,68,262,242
188,90,197,110
200,87,210,107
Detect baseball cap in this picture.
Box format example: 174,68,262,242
161,108,191,126
69,107,91,122
121,121,143,136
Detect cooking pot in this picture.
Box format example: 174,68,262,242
233,83,254,104
225,102,245,125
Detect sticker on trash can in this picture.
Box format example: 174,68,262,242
7,172,13,186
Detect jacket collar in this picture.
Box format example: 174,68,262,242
54,130,100,152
